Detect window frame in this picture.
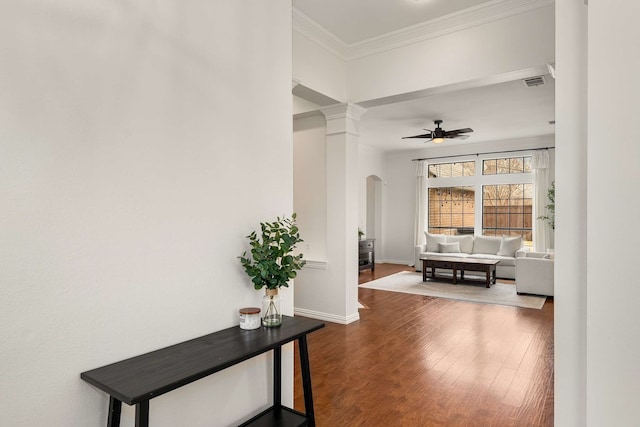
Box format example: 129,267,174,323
481,183,533,241
425,154,534,244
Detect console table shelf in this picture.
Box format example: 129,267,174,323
358,238,375,272
81,316,324,427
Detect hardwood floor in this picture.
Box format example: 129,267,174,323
294,263,554,426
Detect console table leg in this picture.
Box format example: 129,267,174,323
273,346,281,408
135,400,149,427
298,336,316,426
107,397,121,427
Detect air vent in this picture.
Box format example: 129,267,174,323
523,76,545,87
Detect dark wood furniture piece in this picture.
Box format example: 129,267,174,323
359,238,375,272
421,255,499,288
81,316,324,427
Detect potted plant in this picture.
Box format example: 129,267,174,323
239,214,306,327
358,227,365,240
538,181,555,231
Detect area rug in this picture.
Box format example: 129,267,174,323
359,271,546,309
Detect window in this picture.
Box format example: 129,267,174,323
428,161,475,178
482,184,533,241
428,186,475,235
426,156,536,244
483,156,531,175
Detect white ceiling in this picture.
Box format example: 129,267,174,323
360,77,555,151
292,0,555,152
293,0,493,45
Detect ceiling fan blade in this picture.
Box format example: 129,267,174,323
404,121,472,142
402,132,433,139
444,128,473,136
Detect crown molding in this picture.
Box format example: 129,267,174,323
292,8,348,59
293,0,554,61
347,0,554,60
320,103,367,122
321,103,368,136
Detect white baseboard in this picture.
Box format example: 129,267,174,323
378,259,412,265
294,307,360,325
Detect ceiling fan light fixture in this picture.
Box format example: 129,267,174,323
402,119,473,144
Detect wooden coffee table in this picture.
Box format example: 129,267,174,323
420,255,499,288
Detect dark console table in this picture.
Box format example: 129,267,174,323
81,316,324,427
358,238,375,272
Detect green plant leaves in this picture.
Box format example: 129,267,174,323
238,214,306,290
537,181,555,230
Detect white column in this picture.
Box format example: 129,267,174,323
586,1,640,424
555,1,588,426
321,103,367,324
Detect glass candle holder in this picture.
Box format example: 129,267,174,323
239,307,261,330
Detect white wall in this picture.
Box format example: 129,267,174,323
585,0,640,424
0,2,293,426
347,5,555,103
382,150,418,264
554,2,587,424
383,136,555,265
293,95,322,116
293,114,327,262
557,2,640,425
292,115,333,320
358,144,386,255
293,31,347,103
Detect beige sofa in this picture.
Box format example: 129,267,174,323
414,232,529,279
516,251,554,296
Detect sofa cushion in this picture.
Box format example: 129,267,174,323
525,251,549,259
425,232,447,252
497,235,522,257
439,242,461,253
446,235,474,254
472,235,502,254
422,251,470,259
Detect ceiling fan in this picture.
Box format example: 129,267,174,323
402,119,473,143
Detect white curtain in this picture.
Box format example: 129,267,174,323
532,150,551,251
414,161,428,253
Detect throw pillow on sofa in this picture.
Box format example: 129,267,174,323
472,235,502,255
439,242,461,253
497,235,522,257
424,231,447,252
446,235,474,254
